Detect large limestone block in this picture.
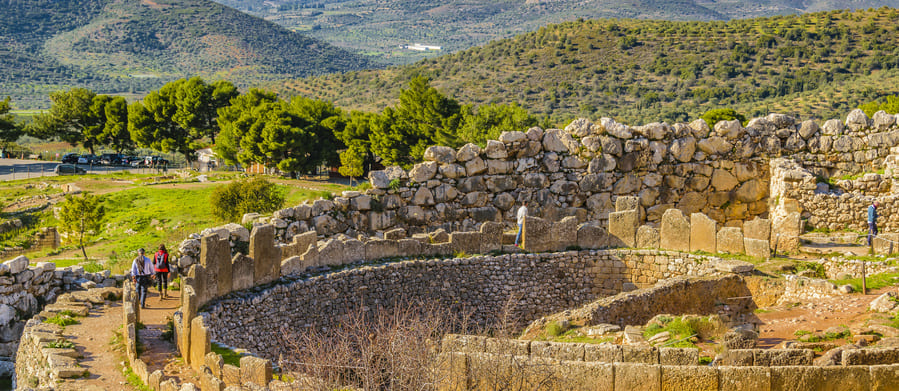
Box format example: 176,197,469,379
608,210,639,248
560,362,613,391
636,225,659,249
717,227,744,254
614,363,660,391
659,348,698,365
577,224,609,249
479,222,503,254
870,365,899,390
249,224,280,285
456,143,481,162
660,209,690,252
552,216,578,251
484,140,508,159
522,216,552,252
770,366,823,390
239,356,272,387
718,366,770,391
364,239,399,261
189,316,210,373
690,213,716,253
669,137,696,163
200,234,230,299
450,232,481,255
820,366,870,391
771,211,802,252
661,365,716,391
231,254,254,290
743,218,771,241
744,238,770,259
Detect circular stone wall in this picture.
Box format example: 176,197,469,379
201,250,724,360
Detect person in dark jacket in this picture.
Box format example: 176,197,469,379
153,244,171,299
868,201,880,246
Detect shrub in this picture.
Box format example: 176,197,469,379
210,177,286,222
701,108,746,127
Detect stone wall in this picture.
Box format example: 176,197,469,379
0,255,116,384
815,256,899,279
0,227,59,261
171,110,899,268
196,250,743,361
15,287,121,389
438,352,899,390
527,275,756,332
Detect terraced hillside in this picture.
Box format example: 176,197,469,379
214,0,899,64
0,0,374,109
275,8,899,125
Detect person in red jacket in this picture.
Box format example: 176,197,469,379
153,244,171,299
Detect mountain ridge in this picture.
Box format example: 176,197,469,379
0,0,375,109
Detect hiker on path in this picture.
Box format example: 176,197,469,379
515,201,528,247
131,248,154,309
153,244,171,299
869,201,880,246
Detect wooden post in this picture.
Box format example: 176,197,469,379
862,256,868,295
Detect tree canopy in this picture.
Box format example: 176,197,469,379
0,97,23,151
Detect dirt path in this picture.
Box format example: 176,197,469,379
138,288,198,386
755,287,893,349
60,303,133,391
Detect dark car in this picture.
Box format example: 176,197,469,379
54,164,86,175
61,153,79,164
144,156,170,167
99,153,123,165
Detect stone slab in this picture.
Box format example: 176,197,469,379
661,365,717,391
690,213,717,253
660,209,690,252
609,210,639,248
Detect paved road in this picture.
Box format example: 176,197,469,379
0,158,143,181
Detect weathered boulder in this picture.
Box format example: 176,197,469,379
409,161,438,182
874,110,897,131
723,328,758,349
669,137,696,163
456,143,481,162
499,130,528,143
743,218,771,241
711,169,739,191
697,136,733,156
564,118,593,137
798,119,819,139
423,146,456,164
484,140,508,159
822,119,844,135
689,118,710,138
845,108,870,131
465,157,487,176
735,179,767,202
870,292,899,314
715,119,744,140
369,170,390,189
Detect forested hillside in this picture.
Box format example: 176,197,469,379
0,0,373,109
276,8,899,125
213,0,899,64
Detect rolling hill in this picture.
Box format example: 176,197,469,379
212,0,899,64
274,7,899,125
0,0,374,109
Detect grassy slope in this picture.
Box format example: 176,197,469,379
0,0,375,109
1,172,350,273
275,8,899,126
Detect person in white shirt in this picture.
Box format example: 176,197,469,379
515,201,528,247
130,248,154,308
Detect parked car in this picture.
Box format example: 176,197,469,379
54,164,86,175
61,153,79,164
99,153,123,165
77,154,99,164
144,156,170,167
122,156,140,166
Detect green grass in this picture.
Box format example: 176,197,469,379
690,250,765,265
211,342,243,367
45,340,75,349
829,272,899,292
122,365,151,391
44,313,79,327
